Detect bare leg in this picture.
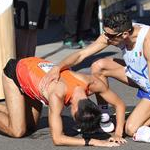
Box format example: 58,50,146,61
125,99,150,136
25,96,43,131
144,118,150,126
90,58,127,131
0,103,8,114
91,58,126,82
0,73,27,137
91,58,127,111
0,73,42,137
91,57,138,101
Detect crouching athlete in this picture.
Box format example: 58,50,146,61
0,57,126,146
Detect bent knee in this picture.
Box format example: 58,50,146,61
11,127,26,138
125,122,137,136
91,59,109,73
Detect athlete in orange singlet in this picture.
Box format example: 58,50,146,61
0,57,126,146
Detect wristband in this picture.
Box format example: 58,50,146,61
84,138,91,146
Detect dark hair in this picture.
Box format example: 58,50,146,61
103,11,133,33
74,99,101,134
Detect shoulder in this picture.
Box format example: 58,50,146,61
144,28,150,46
48,83,66,112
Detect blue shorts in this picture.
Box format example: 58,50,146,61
137,89,150,100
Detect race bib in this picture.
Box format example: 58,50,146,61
38,62,56,73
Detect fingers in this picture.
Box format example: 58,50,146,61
109,142,120,147
109,137,127,144
92,139,121,147
105,141,120,147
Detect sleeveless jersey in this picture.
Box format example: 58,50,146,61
16,57,88,105
123,24,150,92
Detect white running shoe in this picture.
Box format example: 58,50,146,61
100,113,115,133
99,104,115,133
133,126,150,142
100,121,115,133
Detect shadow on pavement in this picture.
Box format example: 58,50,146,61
41,45,66,59
30,105,135,140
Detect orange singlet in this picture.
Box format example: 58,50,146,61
16,57,88,105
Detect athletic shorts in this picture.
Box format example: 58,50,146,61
3,59,23,94
14,0,49,29
137,88,150,101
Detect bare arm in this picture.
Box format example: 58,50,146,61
58,35,108,70
48,92,119,147
48,93,85,146
100,88,126,143
40,35,108,87
88,75,126,144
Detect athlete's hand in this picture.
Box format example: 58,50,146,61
40,65,60,91
90,139,120,147
108,135,127,144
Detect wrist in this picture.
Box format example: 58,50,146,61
115,127,123,137
114,132,123,137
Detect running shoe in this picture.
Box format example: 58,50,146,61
99,105,115,133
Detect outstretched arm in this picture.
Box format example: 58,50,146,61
48,92,120,147
40,35,108,89
48,93,84,146
57,34,108,73
88,75,126,144
101,89,126,143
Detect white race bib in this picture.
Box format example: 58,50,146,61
38,62,56,73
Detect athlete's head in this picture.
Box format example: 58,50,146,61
103,11,133,45
103,11,133,33
74,98,101,134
